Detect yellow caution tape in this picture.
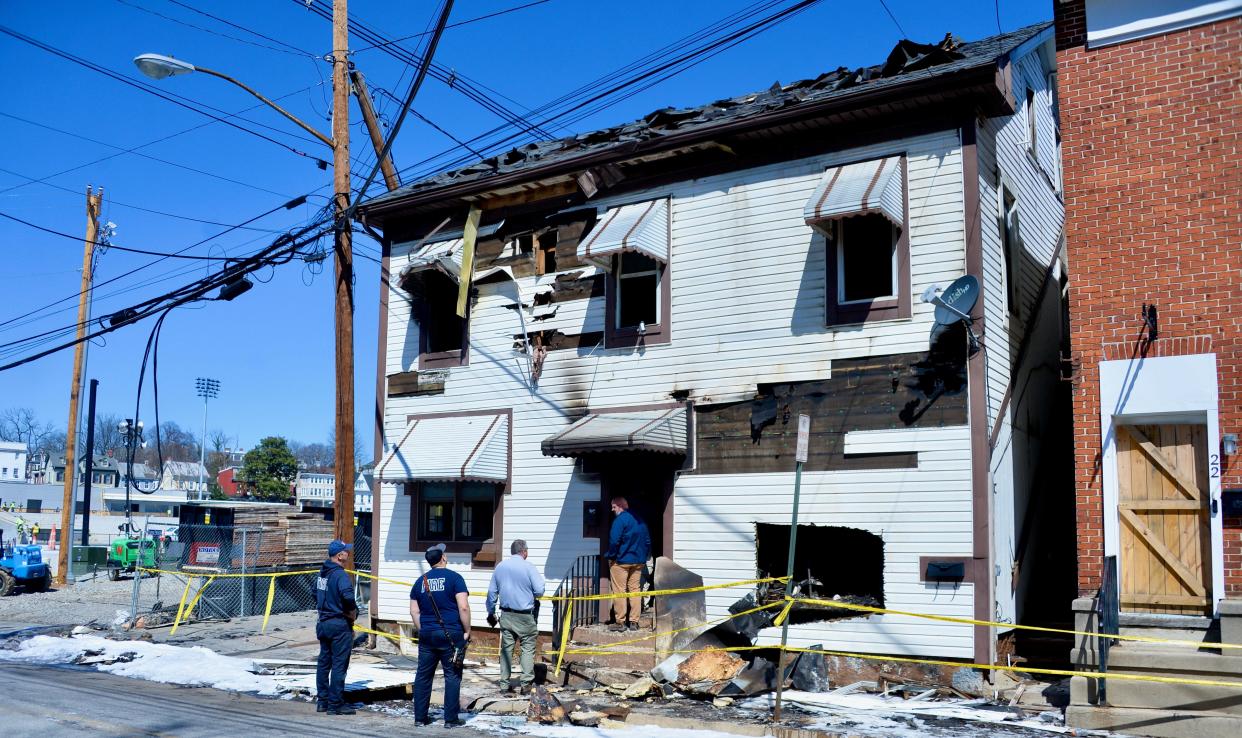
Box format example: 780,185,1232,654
795,596,1242,652
554,599,574,678
261,575,277,633
562,599,786,655
169,576,194,637
138,567,317,579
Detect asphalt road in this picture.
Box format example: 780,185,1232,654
0,662,493,737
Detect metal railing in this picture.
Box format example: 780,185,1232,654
552,553,601,649
1096,554,1119,703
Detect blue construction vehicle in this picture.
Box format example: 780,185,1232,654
0,542,51,596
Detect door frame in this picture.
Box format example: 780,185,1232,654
1099,353,1224,617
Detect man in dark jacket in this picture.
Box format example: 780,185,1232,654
605,496,651,631
315,540,357,715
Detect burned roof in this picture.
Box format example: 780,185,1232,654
363,22,1052,213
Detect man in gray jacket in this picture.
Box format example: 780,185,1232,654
485,539,545,694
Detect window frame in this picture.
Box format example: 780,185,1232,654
415,272,470,370
1026,87,1038,155
822,156,912,326
1000,186,1021,318
535,230,559,275
604,251,671,348
405,480,504,559
835,216,900,305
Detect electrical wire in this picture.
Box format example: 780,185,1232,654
877,0,908,37
0,25,327,158
111,0,315,58
352,0,555,53
0,211,254,260
164,0,319,57
0,110,294,199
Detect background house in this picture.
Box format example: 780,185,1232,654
0,441,27,483
1055,1,1241,734
363,22,1070,676
161,460,207,498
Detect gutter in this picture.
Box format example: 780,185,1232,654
360,62,1007,220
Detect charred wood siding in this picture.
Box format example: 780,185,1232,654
693,353,967,474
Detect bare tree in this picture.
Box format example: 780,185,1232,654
0,407,56,450
327,427,366,474
206,428,232,477
91,412,124,456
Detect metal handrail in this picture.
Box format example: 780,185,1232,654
552,553,601,649
1096,555,1119,704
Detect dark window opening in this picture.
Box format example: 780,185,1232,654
413,481,498,544
418,272,466,356
755,522,884,624
536,231,558,275
1026,87,1037,153
615,252,661,329
1001,188,1020,316
837,215,897,303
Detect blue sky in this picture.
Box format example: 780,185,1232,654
0,0,1050,460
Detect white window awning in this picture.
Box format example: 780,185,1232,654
400,236,465,284
541,407,687,457
577,198,670,269
803,155,905,228
377,413,509,483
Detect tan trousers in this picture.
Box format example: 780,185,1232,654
609,563,643,624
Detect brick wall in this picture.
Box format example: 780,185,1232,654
1055,1,1242,597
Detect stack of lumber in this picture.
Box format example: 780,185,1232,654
282,513,335,565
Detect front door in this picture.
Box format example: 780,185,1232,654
1115,424,1212,615
599,458,675,560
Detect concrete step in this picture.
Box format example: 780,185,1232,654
1067,703,1242,738
571,624,656,647
1071,676,1242,716
1070,644,1242,677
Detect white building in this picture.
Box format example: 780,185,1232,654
0,441,27,483
161,460,208,497
362,24,1066,668
295,471,374,514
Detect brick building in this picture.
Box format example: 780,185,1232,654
1056,1,1241,734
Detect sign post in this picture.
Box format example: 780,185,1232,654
774,414,810,721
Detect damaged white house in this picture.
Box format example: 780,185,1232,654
360,22,1068,671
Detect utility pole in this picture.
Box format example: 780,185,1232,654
81,379,98,546
332,0,355,545
58,187,102,584
195,378,220,501
350,70,400,192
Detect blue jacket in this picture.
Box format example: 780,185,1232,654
316,560,357,622
607,510,651,564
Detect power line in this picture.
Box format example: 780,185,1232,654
352,0,555,53
0,82,326,199
995,0,1003,34
110,0,315,57
0,25,327,159
0,210,258,260
877,1,908,37
0,111,293,199
163,0,319,58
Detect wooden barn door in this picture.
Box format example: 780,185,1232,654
1116,424,1212,615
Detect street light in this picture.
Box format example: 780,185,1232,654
132,54,335,149
195,378,220,501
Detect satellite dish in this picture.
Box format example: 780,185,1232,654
933,275,980,326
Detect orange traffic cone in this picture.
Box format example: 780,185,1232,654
49,524,56,550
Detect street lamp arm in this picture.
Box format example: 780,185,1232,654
194,66,335,149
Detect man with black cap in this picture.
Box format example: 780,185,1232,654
315,539,357,715
410,543,471,727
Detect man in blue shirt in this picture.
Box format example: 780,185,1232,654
315,540,357,715
409,543,471,727
606,496,651,631
485,539,545,694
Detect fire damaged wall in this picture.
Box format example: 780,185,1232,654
693,350,968,474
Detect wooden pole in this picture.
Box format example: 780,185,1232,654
58,187,102,584
350,70,400,192
331,0,355,545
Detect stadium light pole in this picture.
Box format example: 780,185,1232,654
195,378,220,501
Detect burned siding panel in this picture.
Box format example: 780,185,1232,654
693,353,967,474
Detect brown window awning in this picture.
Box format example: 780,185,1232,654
541,407,687,457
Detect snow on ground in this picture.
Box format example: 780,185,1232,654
468,715,743,738
0,634,280,695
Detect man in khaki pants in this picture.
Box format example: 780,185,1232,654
605,497,651,631
485,539,545,694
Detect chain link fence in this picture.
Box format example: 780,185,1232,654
129,521,372,626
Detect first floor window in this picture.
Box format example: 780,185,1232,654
414,481,498,543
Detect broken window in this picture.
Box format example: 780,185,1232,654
417,271,468,368
413,481,498,544
1001,188,1020,317
615,252,661,329
836,214,898,303
755,522,884,624
535,230,558,275
1026,87,1037,154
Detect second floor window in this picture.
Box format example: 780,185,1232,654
615,252,662,329
417,272,469,368
836,215,899,303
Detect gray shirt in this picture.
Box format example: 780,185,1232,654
486,554,546,614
